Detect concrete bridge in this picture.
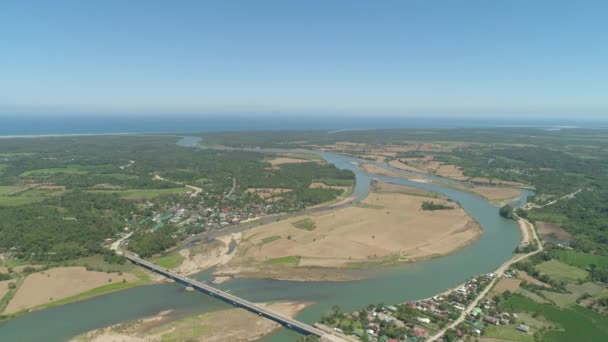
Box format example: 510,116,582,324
124,252,327,338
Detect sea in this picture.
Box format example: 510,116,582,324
0,114,606,136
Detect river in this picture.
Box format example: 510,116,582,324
0,137,531,341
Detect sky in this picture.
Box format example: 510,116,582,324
1,0,607,119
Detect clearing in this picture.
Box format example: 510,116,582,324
535,260,589,282
219,182,481,280
3,266,137,315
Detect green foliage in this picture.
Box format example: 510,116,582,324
291,218,316,231
149,253,185,269
0,191,136,262
499,204,515,219
498,294,608,342
266,255,300,265
421,201,453,211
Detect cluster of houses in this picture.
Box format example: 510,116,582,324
142,198,275,233
325,274,510,342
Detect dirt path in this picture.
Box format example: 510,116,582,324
428,216,543,341
525,188,583,209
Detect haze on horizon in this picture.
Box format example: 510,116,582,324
1,1,607,119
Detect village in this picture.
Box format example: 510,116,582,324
320,271,534,342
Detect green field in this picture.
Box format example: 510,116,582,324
0,186,23,195
149,253,185,269
259,236,281,246
0,195,46,206
542,282,604,308
549,250,608,269
291,218,316,231
499,294,608,342
535,260,589,282
89,187,190,200
267,255,300,266
484,325,535,342
20,167,89,177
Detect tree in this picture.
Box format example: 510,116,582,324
499,204,514,219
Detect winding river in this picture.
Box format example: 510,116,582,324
0,137,531,341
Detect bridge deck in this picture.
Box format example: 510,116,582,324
125,253,325,337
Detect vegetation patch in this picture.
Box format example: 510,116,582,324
535,260,589,282
291,218,316,231
421,201,453,211
499,294,608,342
549,250,608,269
149,253,185,269
89,187,190,200
314,178,355,186
0,186,23,195
356,202,384,210
20,167,88,177
267,256,301,266
484,324,535,342
259,236,281,246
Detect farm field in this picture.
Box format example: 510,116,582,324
88,187,190,200
535,260,589,282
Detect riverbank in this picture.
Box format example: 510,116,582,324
70,301,311,342
215,182,482,282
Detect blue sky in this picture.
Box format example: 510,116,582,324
1,0,607,118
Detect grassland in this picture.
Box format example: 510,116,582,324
535,260,589,282
19,166,88,177
549,250,608,269
0,186,23,195
267,256,301,266
499,294,608,342
484,325,535,342
291,218,316,231
150,253,185,269
88,187,190,199
0,188,63,207
259,236,281,246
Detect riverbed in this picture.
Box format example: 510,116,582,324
0,137,530,341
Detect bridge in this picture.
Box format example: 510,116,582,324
123,252,327,338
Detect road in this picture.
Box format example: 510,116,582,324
124,252,335,338
525,188,582,210
428,216,543,341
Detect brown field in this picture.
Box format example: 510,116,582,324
268,157,313,166
372,181,439,198
71,302,310,342
359,163,410,179
388,159,425,173
470,186,521,202
536,221,573,242
3,267,137,315
219,184,481,280
492,277,522,294
245,188,292,199
518,271,550,287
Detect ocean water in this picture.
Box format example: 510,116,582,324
1,114,605,136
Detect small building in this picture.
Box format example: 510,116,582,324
471,307,483,318
417,317,431,324
483,316,500,325
517,324,530,333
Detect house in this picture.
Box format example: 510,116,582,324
471,307,483,318
483,316,500,325
517,324,530,333
417,317,431,324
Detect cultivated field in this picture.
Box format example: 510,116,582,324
3,267,137,315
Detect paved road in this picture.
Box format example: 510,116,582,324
124,252,330,338
428,216,544,341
